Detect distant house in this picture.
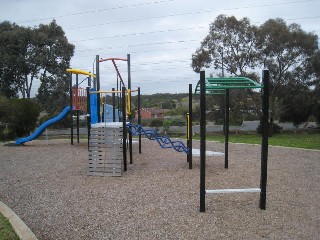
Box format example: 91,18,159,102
135,108,166,119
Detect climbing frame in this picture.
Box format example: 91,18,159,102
88,124,124,177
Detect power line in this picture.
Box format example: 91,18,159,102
71,26,206,43
73,46,193,59
65,0,316,30
75,39,198,53
18,0,175,24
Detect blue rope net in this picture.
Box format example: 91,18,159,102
126,123,189,154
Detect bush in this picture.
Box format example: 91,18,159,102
163,119,172,134
257,122,283,134
150,118,163,127
0,97,40,139
171,117,186,126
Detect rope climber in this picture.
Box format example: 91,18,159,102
126,123,189,154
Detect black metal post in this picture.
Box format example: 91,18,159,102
122,87,127,171
96,55,101,123
76,74,80,144
112,88,116,122
188,83,193,169
224,89,229,169
200,71,206,212
117,75,120,121
127,54,133,164
127,53,131,90
70,72,73,145
86,86,90,150
138,87,142,154
260,70,269,210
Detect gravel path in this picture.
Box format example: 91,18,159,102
0,139,319,239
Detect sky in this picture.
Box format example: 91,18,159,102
1,0,320,97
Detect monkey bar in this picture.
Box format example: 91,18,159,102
197,71,269,212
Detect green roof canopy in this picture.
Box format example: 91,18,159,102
194,77,262,95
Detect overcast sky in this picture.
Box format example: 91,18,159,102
1,0,320,96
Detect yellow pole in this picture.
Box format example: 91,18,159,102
187,113,190,140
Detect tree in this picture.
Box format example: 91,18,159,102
35,20,74,115
312,85,320,125
279,82,313,126
191,15,319,131
257,18,319,125
191,15,259,76
191,15,262,121
0,20,74,115
0,21,31,98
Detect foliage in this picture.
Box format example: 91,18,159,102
191,15,319,132
0,96,40,140
35,20,74,115
0,21,30,97
313,85,320,125
171,116,186,126
163,119,172,134
133,93,188,109
279,82,313,126
149,118,163,127
0,20,74,116
165,106,189,116
256,122,283,134
191,15,259,76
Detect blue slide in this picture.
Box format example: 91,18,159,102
15,106,71,145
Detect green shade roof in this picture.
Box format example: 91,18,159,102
194,77,262,95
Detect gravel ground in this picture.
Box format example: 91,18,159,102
0,139,319,239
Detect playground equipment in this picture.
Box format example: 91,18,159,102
14,68,94,145
195,70,270,212
85,54,135,176
83,54,195,175
126,123,189,154
15,106,71,145
66,68,95,146
13,50,270,212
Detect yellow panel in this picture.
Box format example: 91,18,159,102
66,68,96,78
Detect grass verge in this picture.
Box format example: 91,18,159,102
0,212,19,240
195,132,320,150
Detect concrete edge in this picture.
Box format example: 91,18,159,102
0,201,38,240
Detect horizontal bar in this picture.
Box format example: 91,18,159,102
90,90,122,94
99,57,128,62
206,188,261,194
89,89,139,94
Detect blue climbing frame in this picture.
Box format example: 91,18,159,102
126,123,189,154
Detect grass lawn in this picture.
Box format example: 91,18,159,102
195,132,320,150
0,212,19,240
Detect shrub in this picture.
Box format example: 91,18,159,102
163,119,172,134
257,122,283,134
150,118,163,127
171,117,186,126
0,97,40,139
